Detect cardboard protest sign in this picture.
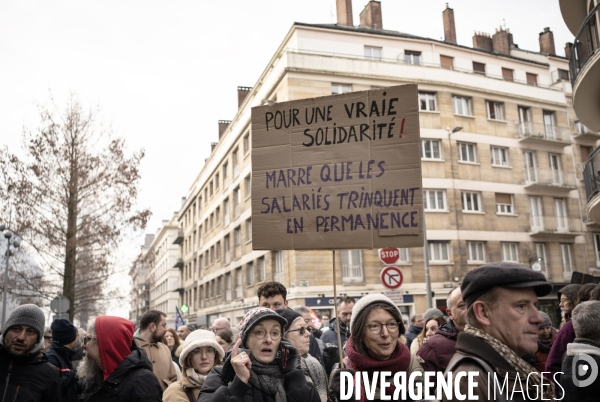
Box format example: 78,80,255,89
251,84,422,250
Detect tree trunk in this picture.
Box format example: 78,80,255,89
64,157,78,322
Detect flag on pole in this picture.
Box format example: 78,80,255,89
175,306,184,330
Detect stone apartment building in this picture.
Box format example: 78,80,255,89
151,1,600,328
129,234,154,324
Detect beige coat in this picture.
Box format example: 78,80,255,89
162,371,202,402
134,335,178,391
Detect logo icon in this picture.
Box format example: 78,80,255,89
573,354,599,387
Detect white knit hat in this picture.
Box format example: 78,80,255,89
179,329,225,368
349,293,404,334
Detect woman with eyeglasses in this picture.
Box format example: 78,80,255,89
199,307,321,402
276,308,329,402
163,329,224,402
329,294,423,401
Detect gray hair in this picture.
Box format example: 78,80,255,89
292,306,310,314
572,301,600,341
446,287,461,310
411,314,423,324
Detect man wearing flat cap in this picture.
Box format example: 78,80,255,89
442,262,554,401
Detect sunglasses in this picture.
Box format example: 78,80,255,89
287,326,313,336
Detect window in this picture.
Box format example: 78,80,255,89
234,226,241,246
243,133,250,155
204,188,208,203
423,189,446,211
495,193,514,214
594,235,600,266
581,145,593,163
246,218,252,241
555,199,568,232
560,244,573,275
217,276,222,296
224,198,230,225
216,241,221,260
486,101,505,120
501,242,519,262
529,196,544,230
501,68,514,82
246,261,255,286
223,162,229,187
440,55,454,70
518,106,533,136
232,148,239,177
458,142,477,163
524,151,538,183
491,146,509,166
210,180,214,197
419,92,437,111
421,139,442,160
364,46,382,60
210,246,215,263
473,61,486,75
204,251,209,267
225,273,232,301
258,257,266,282
332,84,352,94
467,242,485,263
404,51,421,65
245,175,251,196
341,250,363,283
543,111,556,139
233,187,241,217
462,191,482,212
224,235,230,264
215,206,220,224
548,154,563,185
275,251,285,283
526,73,538,86
210,213,214,229
398,248,410,263
215,173,220,190
558,69,569,81
452,95,472,116
428,241,450,262
235,268,243,299
534,243,548,274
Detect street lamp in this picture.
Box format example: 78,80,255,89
0,224,21,327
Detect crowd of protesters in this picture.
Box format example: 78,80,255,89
2,262,600,401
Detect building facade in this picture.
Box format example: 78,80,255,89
169,1,600,327
560,1,600,229
129,234,154,324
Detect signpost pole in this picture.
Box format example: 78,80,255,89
423,219,433,309
332,250,344,368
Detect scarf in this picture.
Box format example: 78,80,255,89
248,359,286,402
464,325,555,400
184,368,206,388
301,354,328,402
344,336,412,401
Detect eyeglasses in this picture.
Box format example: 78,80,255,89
252,329,281,340
287,326,312,336
366,322,400,334
83,336,97,345
192,347,215,356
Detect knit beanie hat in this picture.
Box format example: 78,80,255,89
539,312,552,328
51,319,77,346
237,307,287,347
349,293,405,335
423,308,444,324
275,308,304,334
558,284,581,304
179,329,225,368
0,304,46,353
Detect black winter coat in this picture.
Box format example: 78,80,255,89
320,318,348,347
199,364,321,402
46,343,79,402
560,338,600,402
0,345,61,402
81,346,162,402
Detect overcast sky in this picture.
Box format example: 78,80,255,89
0,1,572,317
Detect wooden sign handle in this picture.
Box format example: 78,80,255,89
332,250,345,368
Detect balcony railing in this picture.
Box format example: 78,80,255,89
523,169,577,188
569,2,600,84
517,122,570,143
583,146,600,201
529,216,583,234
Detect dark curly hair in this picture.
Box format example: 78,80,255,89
257,281,287,301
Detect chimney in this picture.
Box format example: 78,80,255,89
492,27,510,54
218,120,231,139
336,0,353,27
539,27,556,55
211,142,218,153
565,42,573,59
237,86,252,108
472,32,493,52
442,3,456,44
359,1,383,29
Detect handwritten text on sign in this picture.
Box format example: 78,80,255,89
251,84,423,250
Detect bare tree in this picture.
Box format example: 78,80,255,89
0,94,150,321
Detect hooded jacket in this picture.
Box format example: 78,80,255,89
0,342,61,402
320,318,349,347
133,329,178,391
405,324,423,349
82,316,162,402
46,342,79,402
416,319,459,373
560,338,600,402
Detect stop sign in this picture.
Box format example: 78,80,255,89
379,248,401,265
